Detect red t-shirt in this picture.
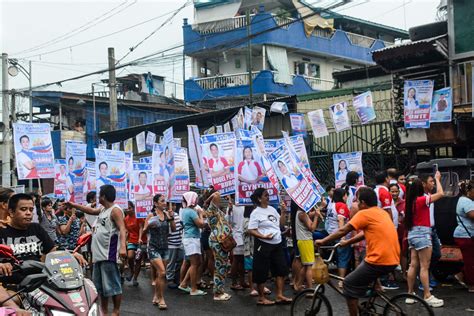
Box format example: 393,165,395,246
124,215,145,244
413,195,431,227
375,185,392,210
335,202,350,220
398,183,406,199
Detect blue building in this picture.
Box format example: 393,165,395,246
183,1,408,106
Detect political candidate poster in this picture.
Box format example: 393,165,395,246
152,144,169,196
84,161,96,201
231,108,245,131
54,159,67,199
329,102,351,133
307,109,329,138
268,144,320,212
65,141,87,204
216,126,223,134
404,80,434,129
353,91,376,124
430,87,452,123
13,123,55,180
201,132,235,195
187,125,209,188
244,107,253,130
136,131,146,153
146,132,157,151
170,147,190,203
333,151,364,188
163,127,175,200
224,122,231,133
289,113,308,137
94,149,127,209
251,106,266,131
124,138,133,153
111,142,121,151
139,157,152,164
130,163,153,219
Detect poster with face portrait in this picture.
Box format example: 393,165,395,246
187,125,210,189
163,127,175,201
146,132,157,151
231,108,245,131
430,87,452,123
251,106,266,131
136,131,146,153
329,102,351,133
111,142,121,151
404,80,434,129
333,152,364,188
94,149,127,209
353,91,376,124
289,113,307,137
13,123,55,180
268,144,320,212
152,144,169,197
124,138,134,153
170,147,190,203
84,160,96,202
130,163,153,218
244,107,253,130
65,141,87,205
201,132,235,196
139,157,152,164
125,152,133,198
54,159,67,199
307,109,329,138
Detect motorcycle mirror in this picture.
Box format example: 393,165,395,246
0,245,19,264
73,232,92,253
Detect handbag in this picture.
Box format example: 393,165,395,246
211,209,237,252
456,213,474,240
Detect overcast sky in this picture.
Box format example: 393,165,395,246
2,0,441,105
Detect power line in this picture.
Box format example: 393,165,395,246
13,1,135,56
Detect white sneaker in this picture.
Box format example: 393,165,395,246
425,295,444,308
405,293,417,304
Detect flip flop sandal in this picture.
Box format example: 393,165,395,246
159,303,168,310
230,285,245,291
214,293,231,301
263,287,272,295
178,286,191,293
275,299,292,305
257,300,275,306
249,290,259,297
190,290,207,296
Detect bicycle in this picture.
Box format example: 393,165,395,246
291,244,434,316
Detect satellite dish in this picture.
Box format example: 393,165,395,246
8,65,19,77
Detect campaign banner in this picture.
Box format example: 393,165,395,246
124,138,133,152
187,125,209,188
65,141,87,204
430,87,452,123
146,132,156,151
163,127,175,200
152,144,169,196
94,149,127,209
139,157,152,164
251,106,266,131
224,122,231,133
98,139,107,149
268,144,320,212
54,159,67,199
270,101,288,114
13,123,55,180
125,152,133,198
84,161,96,201
130,163,153,219
244,107,252,130
333,152,364,188
235,133,277,205
171,147,190,203
307,109,329,138
289,113,308,137
329,102,351,132
111,142,121,151
353,91,376,124
404,80,434,129
201,132,235,195
136,131,146,153
231,108,245,131
216,126,223,133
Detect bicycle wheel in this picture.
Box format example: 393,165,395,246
383,293,434,316
291,289,333,316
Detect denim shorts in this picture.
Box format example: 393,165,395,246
148,247,170,261
408,226,432,251
92,261,122,297
127,243,139,251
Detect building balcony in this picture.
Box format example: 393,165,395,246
183,11,392,64
184,70,334,102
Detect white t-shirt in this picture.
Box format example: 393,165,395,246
231,206,245,246
248,206,281,244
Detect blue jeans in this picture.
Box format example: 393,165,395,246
93,261,122,297
408,226,432,251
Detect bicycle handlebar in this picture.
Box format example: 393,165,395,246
318,243,341,263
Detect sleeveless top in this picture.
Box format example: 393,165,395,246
295,210,312,241
147,212,169,250
91,204,123,263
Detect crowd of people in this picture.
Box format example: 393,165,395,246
0,167,472,315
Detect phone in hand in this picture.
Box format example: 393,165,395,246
433,163,439,174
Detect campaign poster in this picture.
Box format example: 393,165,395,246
268,144,320,212
188,125,210,188
333,152,364,188
152,144,168,196
216,125,223,134
430,87,452,123
244,107,253,130
54,159,67,199
307,109,329,138
98,139,107,149
111,142,121,151
139,156,152,164
136,131,146,153
329,102,351,132
235,134,278,205
404,80,434,129
146,132,157,151
353,91,376,124
289,113,308,137
124,138,133,153
231,108,245,131
84,161,96,200
171,147,190,203
65,141,87,204
174,138,182,148
201,132,235,195
13,123,55,180
163,127,175,201
125,152,133,198
251,106,266,131
94,149,127,209
224,122,232,133
204,126,215,135
130,163,153,219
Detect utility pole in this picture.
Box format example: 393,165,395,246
28,60,33,191
108,47,118,131
2,53,11,187
246,10,253,107
10,91,17,186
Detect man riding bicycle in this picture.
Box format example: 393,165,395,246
316,187,400,316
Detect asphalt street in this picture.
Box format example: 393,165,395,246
117,269,474,316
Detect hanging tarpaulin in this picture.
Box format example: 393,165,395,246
403,80,434,129
292,0,334,37
430,87,452,123
194,0,242,26
353,91,376,124
188,125,210,188
136,131,146,153
266,45,293,85
289,113,308,137
307,109,329,138
329,101,351,132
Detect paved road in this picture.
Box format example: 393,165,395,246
117,269,473,316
